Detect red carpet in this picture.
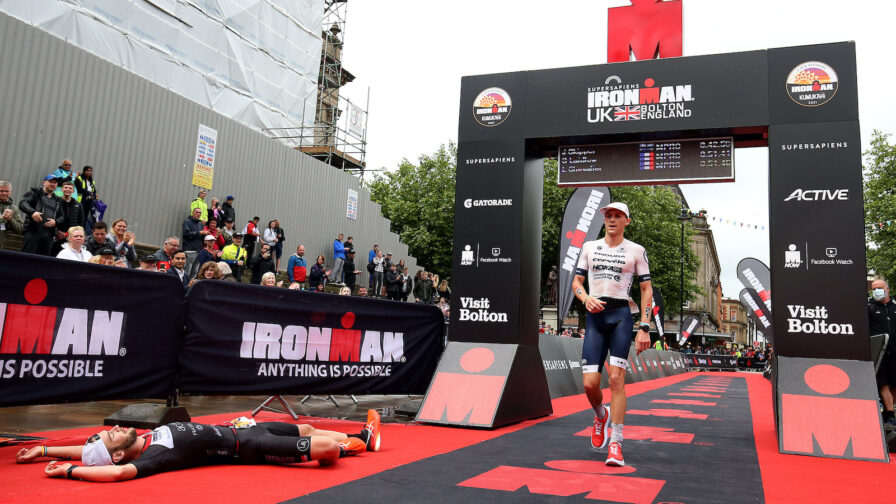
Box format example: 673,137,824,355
1,372,893,503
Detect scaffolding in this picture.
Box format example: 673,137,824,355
267,0,368,175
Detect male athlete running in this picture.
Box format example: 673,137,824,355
15,410,382,482
571,202,652,467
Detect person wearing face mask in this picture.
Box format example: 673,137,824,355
870,279,896,430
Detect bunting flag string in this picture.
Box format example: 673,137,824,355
867,220,895,230
681,208,767,231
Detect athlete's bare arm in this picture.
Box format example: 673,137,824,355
572,274,605,313
635,280,653,354
16,445,83,463
44,461,137,482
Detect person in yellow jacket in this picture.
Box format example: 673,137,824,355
190,189,209,223
220,233,247,282
653,339,664,351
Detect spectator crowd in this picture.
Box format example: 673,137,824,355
4,164,450,305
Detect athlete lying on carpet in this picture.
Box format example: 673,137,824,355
14,410,381,482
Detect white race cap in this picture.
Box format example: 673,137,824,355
600,202,630,218
82,437,113,466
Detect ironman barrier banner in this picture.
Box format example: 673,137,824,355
178,281,445,395
686,354,739,369
0,250,184,406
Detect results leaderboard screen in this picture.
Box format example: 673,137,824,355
557,137,734,187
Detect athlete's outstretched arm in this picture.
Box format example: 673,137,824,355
16,445,83,463
635,280,653,353
44,461,137,482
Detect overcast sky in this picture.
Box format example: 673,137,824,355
339,0,896,297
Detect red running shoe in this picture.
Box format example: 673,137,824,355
365,409,381,452
591,405,610,450
338,437,367,457
606,441,625,467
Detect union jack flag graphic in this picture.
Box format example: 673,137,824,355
614,106,640,121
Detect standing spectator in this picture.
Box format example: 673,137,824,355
190,261,221,287
190,189,209,223
287,244,307,289
250,243,276,285
218,262,237,282
197,235,220,266
242,216,260,259
0,180,24,250
51,180,85,256
384,252,394,272
221,218,236,247
137,254,160,272
208,197,223,228
110,218,138,266
74,166,97,234
84,222,111,256
262,220,279,268
220,233,247,282
372,250,385,298
414,271,434,304
52,159,77,200
368,244,379,290
56,226,92,262
182,207,206,278
400,267,412,302
204,219,225,251
430,274,440,303
343,249,361,293
221,195,236,225
437,279,451,301
167,250,190,289
385,263,401,301
152,236,180,272
260,271,283,287
309,254,331,291
870,279,896,430
344,236,355,255
273,219,285,271
19,174,64,256
330,233,345,284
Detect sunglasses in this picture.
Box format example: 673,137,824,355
87,434,101,443
63,164,72,167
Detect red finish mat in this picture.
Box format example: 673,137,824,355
1,373,893,503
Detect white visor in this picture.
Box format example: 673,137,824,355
82,437,113,466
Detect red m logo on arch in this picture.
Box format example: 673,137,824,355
608,0,682,62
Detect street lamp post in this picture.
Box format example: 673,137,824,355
677,206,690,342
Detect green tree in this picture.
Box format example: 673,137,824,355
365,143,456,277
864,130,896,287
540,159,700,325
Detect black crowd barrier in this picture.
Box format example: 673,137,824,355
685,354,739,370
0,250,444,406
179,281,444,395
538,334,690,399
0,250,184,406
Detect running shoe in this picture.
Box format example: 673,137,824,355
365,409,381,452
591,405,610,450
605,441,625,467
337,437,367,457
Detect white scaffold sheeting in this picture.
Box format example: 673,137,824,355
0,0,324,147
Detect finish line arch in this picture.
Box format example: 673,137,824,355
417,42,887,462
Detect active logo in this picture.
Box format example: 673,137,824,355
783,188,848,202
587,75,694,123
463,198,512,208
473,88,512,127
786,61,838,107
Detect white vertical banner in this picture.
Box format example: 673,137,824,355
347,102,366,139
346,188,359,220
191,124,217,190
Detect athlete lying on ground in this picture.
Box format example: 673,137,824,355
14,410,381,482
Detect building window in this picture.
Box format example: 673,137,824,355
731,310,736,322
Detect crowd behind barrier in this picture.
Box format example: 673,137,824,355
0,250,445,407
1,169,454,308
